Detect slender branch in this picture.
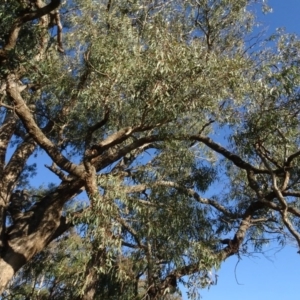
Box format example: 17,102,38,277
116,216,147,250
254,141,282,169
258,199,300,218
282,191,300,197
251,217,274,224
54,9,64,53
0,103,14,110
6,74,84,178
45,163,72,182
94,135,164,171
190,135,270,174
84,108,110,152
111,143,152,174
47,216,72,244
286,149,300,167
274,189,300,249
162,201,263,286
246,170,264,199
84,164,98,208
126,181,237,218
89,122,166,159
122,241,139,249
60,67,90,120
260,153,300,249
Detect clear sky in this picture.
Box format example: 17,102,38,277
184,1,300,299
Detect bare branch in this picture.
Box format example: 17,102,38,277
45,163,71,182
0,103,14,110
259,199,300,218
251,217,274,224
254,141,282,169
111,143,153,174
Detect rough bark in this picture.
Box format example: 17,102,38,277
0,256,18,293
0,175,84,294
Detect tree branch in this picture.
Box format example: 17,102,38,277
285,149,300,167
116,216,147,250
190,135,270,174
0,111,17,173
1,0,61,53
1,138,36,201
6,74,84,178
45,163,72,182
126,181,237,218
158,201,263,289
94,135,164,171
88,122,166,159
260,154,300,250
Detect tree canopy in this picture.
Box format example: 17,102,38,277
1,0,300,299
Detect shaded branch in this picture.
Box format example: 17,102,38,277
6,74,84,178
286,149,300,167
282,191,300,197
254,141,282,169
94,135,164,171
1,0,61,54
111,143,153,174
116,217,147,250
84,108,110,152
46,216,71,244
0,111,17,173
246,169,263,199
53,9,64,53
1,138,36,199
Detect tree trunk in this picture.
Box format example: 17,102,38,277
0,260,14,293
81,246,106,300
0,247,26,293
0,203,64,294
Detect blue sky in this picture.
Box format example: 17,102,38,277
185,1,300,299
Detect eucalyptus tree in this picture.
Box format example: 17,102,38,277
1,0,300,299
